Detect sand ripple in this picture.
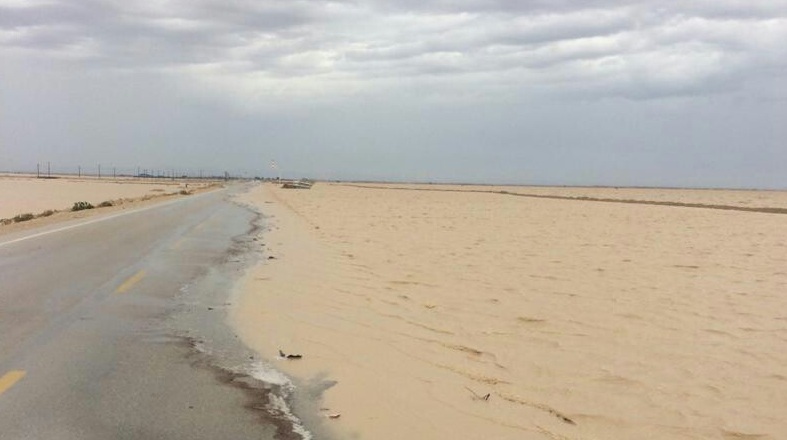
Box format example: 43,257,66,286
232,182,787,440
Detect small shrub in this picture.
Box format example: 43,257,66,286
39,209,55,217
98,201,113,207
179,190,192,195
1,218,13,225
72,201,94,211
13,213,35,222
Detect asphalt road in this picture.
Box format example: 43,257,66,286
0,185,300,440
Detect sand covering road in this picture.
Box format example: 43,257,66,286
234,183,787,440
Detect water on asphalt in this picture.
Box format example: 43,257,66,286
0,186,329,440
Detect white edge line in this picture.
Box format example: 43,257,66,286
0,188,226,248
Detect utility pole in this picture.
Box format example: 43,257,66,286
98,164,101,179
113,167,116,179
47,161,51,178
37,163,40,178
78,166,81,178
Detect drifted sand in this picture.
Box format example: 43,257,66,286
233,183,787,440
0,175,194,219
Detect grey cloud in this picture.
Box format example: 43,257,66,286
158,0,314,31
2,0,785,187
366,0,787,18
1,0,317,68
4,0,783,101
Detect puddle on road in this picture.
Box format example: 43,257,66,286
143,193,330,440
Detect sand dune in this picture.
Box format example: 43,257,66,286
233,182,787,440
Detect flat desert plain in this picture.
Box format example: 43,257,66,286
0,175,203,221
234,183,787,440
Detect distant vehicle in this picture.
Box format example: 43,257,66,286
281,179,314,189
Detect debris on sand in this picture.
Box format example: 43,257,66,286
278,349,303,360
465,386,491,401
319,408,341,419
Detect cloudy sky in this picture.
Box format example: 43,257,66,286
1,0,785,187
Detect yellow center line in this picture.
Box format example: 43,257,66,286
115,270,146,294
0,370,26,396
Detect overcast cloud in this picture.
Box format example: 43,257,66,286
1,0,785,186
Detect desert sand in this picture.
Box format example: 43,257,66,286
234,182,787,440
0,175,201,220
